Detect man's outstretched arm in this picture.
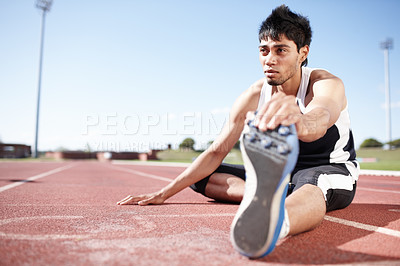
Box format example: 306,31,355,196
117,79,264,205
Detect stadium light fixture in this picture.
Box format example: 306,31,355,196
380,38,393,150
33,0,53,158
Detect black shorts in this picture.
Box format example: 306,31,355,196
190,163,357,212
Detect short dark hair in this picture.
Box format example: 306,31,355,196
259,5,312,67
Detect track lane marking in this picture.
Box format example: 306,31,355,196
360,169,400,177
357,187,400,194
0,216,88,240
144,213,235,218
0,164,74,193
112,160,190,168
110,165,174,182
325,215,400,238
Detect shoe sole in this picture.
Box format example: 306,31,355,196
230,123,298,258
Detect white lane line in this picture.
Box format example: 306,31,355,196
0,216,88,240
0,215,83,226
110,165,174,182
357,187,400,194
144,213,235,218
0,164,74,193
360,169,400,177
112,160,190,168
324,215,400,238
0,232,88,241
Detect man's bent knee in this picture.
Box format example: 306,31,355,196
204,173,244,203
190,176,210,196
190,163,246,200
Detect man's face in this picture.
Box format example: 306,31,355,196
259,35,306,86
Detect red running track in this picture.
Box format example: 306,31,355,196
0,161,399,265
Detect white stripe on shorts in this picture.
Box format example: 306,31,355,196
317,173,355,201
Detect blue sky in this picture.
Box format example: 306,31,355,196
1,0,399,152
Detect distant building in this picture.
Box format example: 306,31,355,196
45,149,162,161
44,151,97,160
0,144,31,158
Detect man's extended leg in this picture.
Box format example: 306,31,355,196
286,163,358,235
195,162,355,237
205,172,326,234
197,162,347,239
205,172,326,236
284,184,326,235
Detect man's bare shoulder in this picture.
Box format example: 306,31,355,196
230,78,265,119
237,77,265,105
310,69,341,83
307,68,347,111
246,78,265,96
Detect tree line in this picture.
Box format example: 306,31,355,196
359,138,399,148
179,137,400,150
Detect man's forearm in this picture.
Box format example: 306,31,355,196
160,150,226,200
297,107,330,142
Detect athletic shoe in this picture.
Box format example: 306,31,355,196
230,121,299,258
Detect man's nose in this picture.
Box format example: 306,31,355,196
265,53,276,66
264,52,276,66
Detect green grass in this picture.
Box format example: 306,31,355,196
156,149,244,165
156,150,202,163
221,149,244,165
3,147,398,171
157,148,400,171
356,148,400,171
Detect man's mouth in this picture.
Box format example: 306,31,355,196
265,68,278,73
265,69,278,77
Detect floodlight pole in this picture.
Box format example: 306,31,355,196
380,38,393,150
33,0,53,158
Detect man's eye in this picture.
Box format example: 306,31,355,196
277,48,286,53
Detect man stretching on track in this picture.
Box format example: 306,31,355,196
117,5,359,258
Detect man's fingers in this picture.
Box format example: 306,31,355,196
138,197,153,206
117,195,141,205
265,102,301,130
116,195,130,205
119,195,132,202
255,93,299,131
257,100,284,130
117,192,165,206
245,111,257,126
281,113,301,126
117,194,161,206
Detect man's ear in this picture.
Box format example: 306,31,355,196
299,45,309,63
